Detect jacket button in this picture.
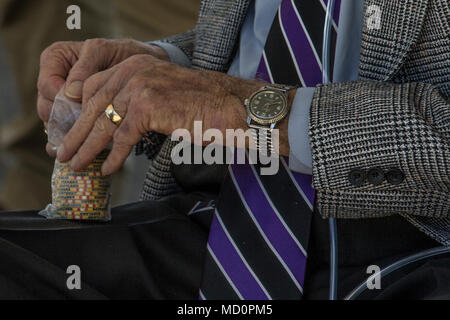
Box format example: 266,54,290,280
386,169,405,185
367,167,385,185
349,169,366,186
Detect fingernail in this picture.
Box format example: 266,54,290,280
70,154,79,170
56,145,65,161
65,81,83,99
101,163,110,176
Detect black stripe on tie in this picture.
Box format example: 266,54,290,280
292,0,327,64
201,250,241,300
216,176,303,299
293,0,339,80
252,162,312,252
264,15,303,87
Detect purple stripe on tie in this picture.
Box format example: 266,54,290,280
334,0,342,26
280,0,323,86
255,53,272,83
291,172,315,206
208,214,269,300
322,0,341,26
231,163,307,288
282,157,315,208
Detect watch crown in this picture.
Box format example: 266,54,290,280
244,99,249,106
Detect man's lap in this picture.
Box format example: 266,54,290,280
0,193,449,300
0,192,212,299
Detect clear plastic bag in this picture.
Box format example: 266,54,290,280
39,88,112,221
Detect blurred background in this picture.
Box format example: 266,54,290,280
0,0,200,211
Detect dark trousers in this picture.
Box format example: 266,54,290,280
0,191,449,300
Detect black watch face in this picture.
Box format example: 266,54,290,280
249,90,286,121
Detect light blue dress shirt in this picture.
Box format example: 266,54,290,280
155,0,364,174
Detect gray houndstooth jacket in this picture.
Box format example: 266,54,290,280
140,0,450,245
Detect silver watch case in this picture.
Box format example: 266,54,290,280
244,86,290,126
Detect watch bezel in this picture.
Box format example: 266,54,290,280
246,89,289,125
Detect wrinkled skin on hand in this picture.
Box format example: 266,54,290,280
57,54,287,175
40,40,294,175
37,39,168,156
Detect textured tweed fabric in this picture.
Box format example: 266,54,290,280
310,82,449,218
140,0,449,245
140,139,181,201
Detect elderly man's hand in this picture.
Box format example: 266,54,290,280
56,54,270,176
37,39,169,156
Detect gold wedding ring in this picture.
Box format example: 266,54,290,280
105,104,123,126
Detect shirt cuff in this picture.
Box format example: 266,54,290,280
288,87,314,174
149,41,192,68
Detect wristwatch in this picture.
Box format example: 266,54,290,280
244,84,296,156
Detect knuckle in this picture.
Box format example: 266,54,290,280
133,97,148,115
142,87,158,103
128,76,144,89
73,60,91,74
40,42,59,62
37,108,46,121
128,54,143,63
40,41,75,65
102,85,115,99
84,38,107,49
126,55,139,63
123,57,139,70
37,109,50,123
129,54,152,67
113,128,124,142
84,97,99,114
36,77,48,93
93,119,108,135
113,128,130,147
39,48,50,63
138,104,152,123
83,74,102,96
82,78,95,96
37,98,50,121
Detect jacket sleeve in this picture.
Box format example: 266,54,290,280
309,81,449,219
156,29,196,63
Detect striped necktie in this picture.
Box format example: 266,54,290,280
200,0,341,300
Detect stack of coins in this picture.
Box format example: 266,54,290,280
52,151,111,221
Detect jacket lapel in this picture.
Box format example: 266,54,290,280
359,0,430,81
